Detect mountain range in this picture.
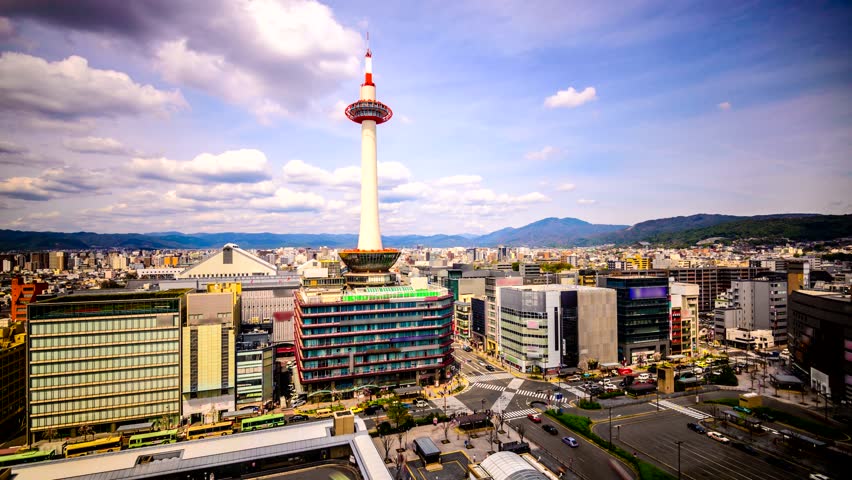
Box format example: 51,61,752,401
0,213,849,251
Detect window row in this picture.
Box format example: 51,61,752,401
31,400,178,429
30,316,171,334
31,353,178,375
31,366,179,389
31,390,179,415
32,341,178,361
31,329,178,349
302,322,450,337
32,378,178,402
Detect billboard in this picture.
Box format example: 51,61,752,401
628,286,668,300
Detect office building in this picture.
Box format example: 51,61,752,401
0,320,26,438
470,296,486,350
499,285,616,373
605,276,670,363
182,288,239,423
727,278,788,345
714,307,743,346
669,282,699,356
26,290,187,441
294,281,454,394
454,297,471,340
485,275,523,356
788,290,852,403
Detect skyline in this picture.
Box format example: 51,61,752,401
0,1,851,236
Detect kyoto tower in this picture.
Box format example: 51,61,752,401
338,42,401,287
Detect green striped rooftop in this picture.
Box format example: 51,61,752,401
342,285,446,302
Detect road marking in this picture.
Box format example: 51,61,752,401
467,372,514,383
656,399,711,419
506,378,525,391
473,382,507,392
503,408,540,420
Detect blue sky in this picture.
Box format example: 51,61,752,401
0,0,850,236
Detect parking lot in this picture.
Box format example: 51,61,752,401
596,409,811,480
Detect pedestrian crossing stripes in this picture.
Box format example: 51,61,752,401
516,389,559,400
502,408,540,420
473,382,507,392
657,399,711,419
466,372,514,383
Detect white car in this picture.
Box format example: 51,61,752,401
604,384,619,392
637,373,650,381
707,431,730,444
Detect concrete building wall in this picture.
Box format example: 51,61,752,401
577,288,617,367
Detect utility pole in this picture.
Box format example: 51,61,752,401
609,407,613,448
675,440,683,479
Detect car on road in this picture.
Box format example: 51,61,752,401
733,405,753,415
527,413,542,423
707,431,730,444
604,384,619,392
289,414,308,423
463,345,473,352
562,436,579,447
478,361,487,367
363,405,383,415
566,375,582,382
687,422,706,434
637,373,650,381
732,442,758,455
542,424,558,435
755,411,775,422
415,400,429,408
808,474,830,480
485,365,495,371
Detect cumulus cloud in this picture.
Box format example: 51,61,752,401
3,0,364,123
0,140,27,154
544,86,597,109
381,182,431,203
328,99,349,122
174,181,277,202
0,168,109,201
283,159,411,188
0,52,187,119
130,149,270,184
718,101,732,110
63,136,130,155
577,198,596,205
248,187,326,212
557,183,576,192
525,146,560,161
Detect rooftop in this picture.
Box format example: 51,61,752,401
40,289,192,303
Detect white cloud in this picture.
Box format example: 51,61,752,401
557,183,576,192
718,101,732,110
328,99,349,122
174,181,277,201
282,159,411,188
63,136,129,155
397,114,413,124
0,17,14,41
248,187,326,212
577,198,596,205
0,168,109,201
381,182,431,203
525,146,560,161
130,149,270,183
0,140,26,154
544,86,597,109
0,52,187,119
435,175,482,186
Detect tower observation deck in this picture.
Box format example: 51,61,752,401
339,45,400,287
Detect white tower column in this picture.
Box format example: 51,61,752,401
358,119,382,250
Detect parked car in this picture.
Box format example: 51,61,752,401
364,405,383,415
638,373,650,381
562,436,579,447
707,431,730,444
527,413,542,423
566,375,582,382
732,442,758,455
733,406,753,415
687,422,707,434
415,400,429,408
542,424,558,435
289,414,308,423
604,384,619,392
755,411,775,422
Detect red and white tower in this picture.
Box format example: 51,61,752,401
339,44,400,287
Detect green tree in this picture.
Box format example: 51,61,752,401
386,400,412,431
511,262,520,271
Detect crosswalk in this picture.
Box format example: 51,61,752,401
467,372,514,383
502,408,540,420
657,399,711,420
473,382,507,392
516,388,558,400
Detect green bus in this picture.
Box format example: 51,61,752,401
128,429,179,449
65,436,123,458
241,413,286,432
0,449,54,467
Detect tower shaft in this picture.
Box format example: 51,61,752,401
358,119,382,250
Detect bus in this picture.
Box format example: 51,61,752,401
65,436,122,458
128,429,179,448
185,421,233,440
0,449,54,467
241,413,286,432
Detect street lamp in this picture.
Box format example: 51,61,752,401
675,440,683,479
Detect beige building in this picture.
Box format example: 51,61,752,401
182,286,240,423
670,282,699,356
178,244,277,279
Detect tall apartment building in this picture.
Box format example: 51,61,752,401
27,290,187,441
10,277,48,321
788,290,852,403
48,251,66,271
0,320,26,438
499,285,616,373
605,277,670,364
727,278,788,345
484,275,523,356
294,283,454,394
182,289,239,423
669,282,699,356
454,298,471,340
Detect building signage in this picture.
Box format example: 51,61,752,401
628,286,668,300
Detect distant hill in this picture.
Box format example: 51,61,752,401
0,213,849,251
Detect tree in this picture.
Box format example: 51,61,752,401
397,427,406,452
380,434,395,462
441,418,453,444
78,424,93,441
43,428,57,442
586,358,599,370
386,401,412,432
